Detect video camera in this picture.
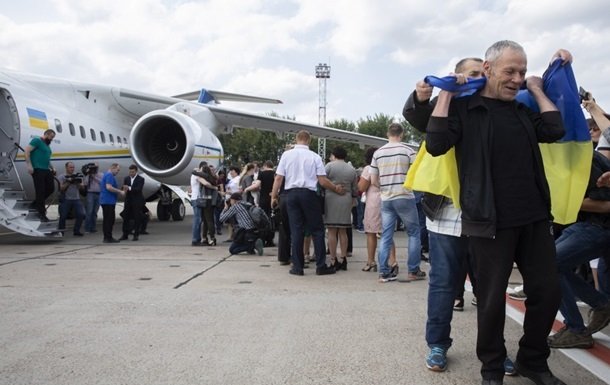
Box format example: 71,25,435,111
65,173,84,184
81,162,98,175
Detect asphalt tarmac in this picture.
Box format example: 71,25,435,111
0,210,608,385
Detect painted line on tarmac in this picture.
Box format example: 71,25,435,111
506,296,610,382
0,245,98,267
173,254,233,289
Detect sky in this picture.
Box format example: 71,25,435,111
1,0,608,127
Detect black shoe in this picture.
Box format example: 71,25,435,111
73,232,84,236
103,238,120,243
208,238,217,246
279,260,291,266
119,234,129,240
316,265,336,275
132,235,139,241
514,361,566,385
39,215,50,223
191,241,202,246
337,257,347,271
289,269,304,276
481,380,503,385
140,231,149,235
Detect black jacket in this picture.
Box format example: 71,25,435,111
425,91,565,238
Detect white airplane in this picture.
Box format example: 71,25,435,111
0,68,394,237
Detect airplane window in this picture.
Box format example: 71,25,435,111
123,137,128,146
79,125,86,139
117,136,122,146
90,129,96,141
109,134,114,144
54,119,62,133
100,131,106,143
69,123,75,136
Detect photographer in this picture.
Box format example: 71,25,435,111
219,193,263,255
82,162,103,233
58,161,85,236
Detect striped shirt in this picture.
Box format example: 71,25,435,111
425,199,462,237
219,202,255,230
369,142,415,201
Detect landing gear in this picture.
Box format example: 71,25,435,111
171,198,185,221
157,202,171,221
155,186,184,222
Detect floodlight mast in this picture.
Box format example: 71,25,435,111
315,63,330,159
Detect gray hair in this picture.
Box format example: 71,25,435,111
484,40,526,63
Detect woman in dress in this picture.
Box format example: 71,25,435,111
324,146,358,271
358,147,396,272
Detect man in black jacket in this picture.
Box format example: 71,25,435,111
120,164,145,241
426,40,567,385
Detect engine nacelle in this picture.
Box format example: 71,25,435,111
130,109,202,185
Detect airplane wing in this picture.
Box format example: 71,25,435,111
205,104,394,148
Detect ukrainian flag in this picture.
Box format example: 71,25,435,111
516,60,591,225
27,108,49,130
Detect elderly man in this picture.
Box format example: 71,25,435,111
426,40,568,385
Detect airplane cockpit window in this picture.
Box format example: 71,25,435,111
117,136,122,146
109,134,114,144
90,128,96,141
69,123,75,136
79,125,86,139
54,119,63,133
100,131,106,143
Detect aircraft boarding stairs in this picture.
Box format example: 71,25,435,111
0,147,62,237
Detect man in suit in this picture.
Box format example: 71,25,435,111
120,164,145,241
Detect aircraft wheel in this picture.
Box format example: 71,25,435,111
157,202,171,221
171,198,185,221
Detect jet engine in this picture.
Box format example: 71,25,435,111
130,109,202,185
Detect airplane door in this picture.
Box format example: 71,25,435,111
0,88,21,184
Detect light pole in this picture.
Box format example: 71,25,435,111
315,63,330,159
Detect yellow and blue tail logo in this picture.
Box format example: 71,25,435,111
27,108,49,130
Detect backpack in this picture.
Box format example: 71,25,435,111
247,203,272,232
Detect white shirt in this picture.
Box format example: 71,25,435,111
276,144,326,191
190,174,201,199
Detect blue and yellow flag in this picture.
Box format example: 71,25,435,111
516,60,591,225
26,107,49,130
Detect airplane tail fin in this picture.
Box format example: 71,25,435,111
172,89,282,105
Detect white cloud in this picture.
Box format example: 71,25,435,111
1,0,609,124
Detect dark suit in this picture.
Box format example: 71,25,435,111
121,174,145,238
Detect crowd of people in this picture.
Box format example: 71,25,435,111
26,39,610,385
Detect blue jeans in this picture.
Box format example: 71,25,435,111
59,199,85,233
426,231,468,348
378,197,421,275
191,203,202,243
84,192,100,232
555,222,610,331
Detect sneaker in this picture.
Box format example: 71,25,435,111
547,326,593,349
504,357,516,376
453,298,464,311
508,289,527,301
587,303,610,334
471,296,477,306
407,269,426,281
254,238,264,256
425,346,448,372
378,272,398,283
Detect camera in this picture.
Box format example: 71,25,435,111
65,173,84,184
579,86,591,103
81,162,98,175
